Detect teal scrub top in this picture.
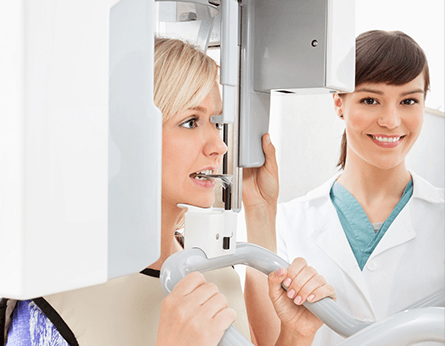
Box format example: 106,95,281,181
330,179,413,270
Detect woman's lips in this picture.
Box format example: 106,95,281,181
369,134,404,148
190,176,217,188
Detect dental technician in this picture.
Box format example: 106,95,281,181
243,30,444,346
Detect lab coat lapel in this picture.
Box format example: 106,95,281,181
312,200,375,308
369,196,416,259
367,171,437,259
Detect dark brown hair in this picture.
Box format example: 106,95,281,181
337,30,430,170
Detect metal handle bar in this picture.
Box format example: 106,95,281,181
160,243,369,345
335,307,444,346
159,243,444,346
399,286,444,311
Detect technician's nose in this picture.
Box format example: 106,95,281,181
378,105,402,129
203,128,227,157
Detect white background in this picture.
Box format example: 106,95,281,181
355,0,444,113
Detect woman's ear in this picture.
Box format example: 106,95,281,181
333,94,344,120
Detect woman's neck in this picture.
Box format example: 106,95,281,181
339,164,410,197
337,154,412,223
148,201,184,271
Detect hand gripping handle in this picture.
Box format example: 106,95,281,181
159,243,371,346
159,243,444,346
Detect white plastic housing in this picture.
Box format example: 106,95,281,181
252,0,355,93
212,0,239,125
239,0,355,168
154,0,218,51
0,0,161,299
326,0,355,92
178,204,237,259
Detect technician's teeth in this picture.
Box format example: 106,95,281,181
372,135,401,143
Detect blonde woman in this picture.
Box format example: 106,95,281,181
4,38,335,346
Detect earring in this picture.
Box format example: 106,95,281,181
340,114,344,118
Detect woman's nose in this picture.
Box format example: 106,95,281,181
378,105,402,129
203,127,228,157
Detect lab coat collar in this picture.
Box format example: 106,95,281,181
409,171,444,204
368,199,416,260
368,171,442,259
306,171,443,204
307,171,442,314
311,197,376,314
309,172,427,268
305,173,341,200
307,177,377,313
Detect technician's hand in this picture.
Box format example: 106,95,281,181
269,259,336,343
242,133,279,209
242,133,279,252
156,272,236,346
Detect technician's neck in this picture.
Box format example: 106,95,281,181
337,159,411,200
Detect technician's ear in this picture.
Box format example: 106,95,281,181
333,94,344,120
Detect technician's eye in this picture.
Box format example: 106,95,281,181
215,122,224,131
401,98,418,106
361,98,378,105
180,118,198,129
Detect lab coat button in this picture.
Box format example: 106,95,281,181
367,261,377,271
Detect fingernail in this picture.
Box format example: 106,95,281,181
265,134,271,144
294,295,302,305
277,268,285,277
283,278,291,287
308,294,315,302
287,289,296,299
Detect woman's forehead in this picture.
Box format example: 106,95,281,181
354,74,425,94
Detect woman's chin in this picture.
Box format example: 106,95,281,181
194,201,214,209
179,197,214,209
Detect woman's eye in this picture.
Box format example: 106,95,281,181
215,122,224,131
180,118,198,129
361,98,378,105
401,98,418,106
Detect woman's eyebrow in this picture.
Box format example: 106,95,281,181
189,106,206,113
355,88,383,95
355,88,425,97
400,89,424,96
189,106,223,117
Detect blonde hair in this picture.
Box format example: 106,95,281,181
154,37,219,124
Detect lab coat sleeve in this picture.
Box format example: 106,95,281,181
276,204,290,263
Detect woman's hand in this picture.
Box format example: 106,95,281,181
156,272,237,346
268,258,336,344
243,133,279,252
242,133,279,210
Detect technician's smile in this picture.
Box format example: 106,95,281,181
368,134,405,148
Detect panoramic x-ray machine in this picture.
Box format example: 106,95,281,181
0,0,443,345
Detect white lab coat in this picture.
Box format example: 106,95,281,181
277,171,444,346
